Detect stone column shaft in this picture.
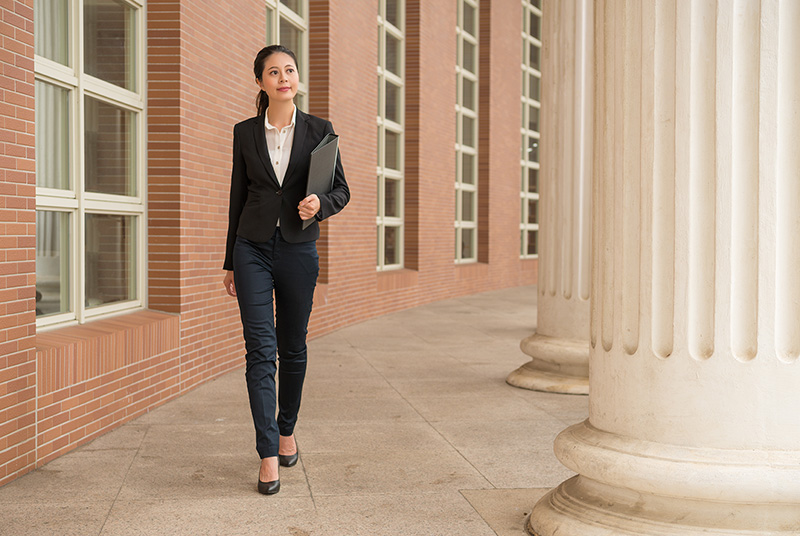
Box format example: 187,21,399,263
508,0,593,395
529,0,800,534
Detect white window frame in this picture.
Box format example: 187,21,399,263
266,0,309,111
520,0,541,258
34,0,147,329
455,0,479,263
377,0,405,271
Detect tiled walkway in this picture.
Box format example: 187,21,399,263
0,286,587,536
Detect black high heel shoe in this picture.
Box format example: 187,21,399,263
258,478,280,495
278,451,298,467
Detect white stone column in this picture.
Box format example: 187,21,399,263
507,0,593,396
529,0,800,534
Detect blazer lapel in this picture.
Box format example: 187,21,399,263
283,110,309,186
252,115,280,187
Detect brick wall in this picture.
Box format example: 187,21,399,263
308,0,534,336
34,312,180,465
0,0,537,486
0,0,36,487
151,0,265,392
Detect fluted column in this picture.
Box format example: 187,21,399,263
507,0,593,395
529,1,800,534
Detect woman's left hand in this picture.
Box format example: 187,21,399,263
298,194,320,221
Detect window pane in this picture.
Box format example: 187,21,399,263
386,80,401,123
386,33,400,76
280,20,301,58
463,40,476,74
462,76,476,111
529,104,539,131
85,96,136,196
529,72,540,101
34,0,70,65
521,230,525,255
528,168,539,193
529,11,541,40
84,0,136,91
280,20,304,84
462,153,475,185
281,0,303,17
461,228,474,260
527,137,539,162
462,190,475,222
462,115,475,148
529,42,540,71
463,2,476,38
384,226,400,265
386,0,401,28
385,178,401,218
35,81,70,190
527,230,538,255
385,129,400,170
35,211,70,317
85,214,137,307
528,199,538,224
528,167,539,193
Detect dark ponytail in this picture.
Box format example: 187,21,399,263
253,44,299,116
256,90,269,117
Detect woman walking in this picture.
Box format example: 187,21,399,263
222,45,350,495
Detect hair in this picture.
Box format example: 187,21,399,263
254,45,299,116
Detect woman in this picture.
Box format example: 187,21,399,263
222,45,350,495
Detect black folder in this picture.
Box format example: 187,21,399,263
303,133,339,229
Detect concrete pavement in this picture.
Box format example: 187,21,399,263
0,285,586,535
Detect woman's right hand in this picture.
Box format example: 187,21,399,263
223,271,237,297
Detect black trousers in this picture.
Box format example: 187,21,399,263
232,230,318,459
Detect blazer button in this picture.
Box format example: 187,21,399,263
276,190,282,196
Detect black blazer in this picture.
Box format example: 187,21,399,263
223,109,350,270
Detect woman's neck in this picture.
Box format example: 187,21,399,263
267,102,295,130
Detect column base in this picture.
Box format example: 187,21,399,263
506,333,589,395
527,475,800,536
526,421,800,535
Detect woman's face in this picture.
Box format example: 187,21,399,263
257,52,299,104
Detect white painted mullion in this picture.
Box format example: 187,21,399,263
75,0,86,324
138,0,147,308
279,5,307,30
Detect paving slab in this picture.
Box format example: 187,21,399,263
461,488,550,536
313,492,497,536
101,497,317,536
302,449,491,496
0,501,113,536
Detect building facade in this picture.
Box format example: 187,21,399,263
0,0,538,485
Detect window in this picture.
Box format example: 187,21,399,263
455,0,479,263
266,0,309,111
377,0,405,270
520,0,541,258
34,0,146,327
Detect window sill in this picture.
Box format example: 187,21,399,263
35,309,180,396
